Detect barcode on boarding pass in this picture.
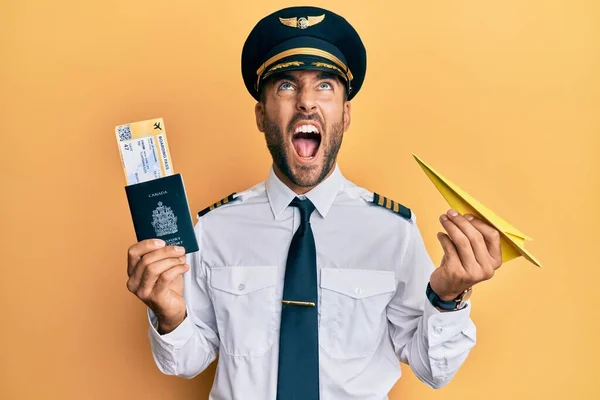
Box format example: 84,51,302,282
116,124,132,141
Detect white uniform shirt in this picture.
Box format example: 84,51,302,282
147,165,476,400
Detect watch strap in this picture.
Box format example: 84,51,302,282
426,282,468,311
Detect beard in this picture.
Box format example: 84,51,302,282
263,112,344,188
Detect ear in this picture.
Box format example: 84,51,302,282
255,102,265,132
343,101,351,132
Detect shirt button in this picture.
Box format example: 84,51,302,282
434,326,443,334
355,287,363,296
238,284,245,291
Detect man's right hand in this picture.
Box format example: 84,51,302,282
127,239,190,334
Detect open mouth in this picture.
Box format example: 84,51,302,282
292,124,321,160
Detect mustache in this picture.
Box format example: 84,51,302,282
287,113,324,133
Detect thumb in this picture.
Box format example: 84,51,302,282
437,232,458,264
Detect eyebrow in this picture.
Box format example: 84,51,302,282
315,71,341,82
273,73,298,83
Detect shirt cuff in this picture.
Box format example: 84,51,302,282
147,308,195,349
424,298,474,347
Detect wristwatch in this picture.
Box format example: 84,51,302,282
426,282,472,311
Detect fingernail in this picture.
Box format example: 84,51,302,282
447,209,458,217
440,214,448,221
175,246,185,254
154,239,166,247
465,214,475,221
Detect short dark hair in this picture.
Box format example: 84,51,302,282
259,72,349,103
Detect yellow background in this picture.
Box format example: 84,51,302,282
1,0,598,398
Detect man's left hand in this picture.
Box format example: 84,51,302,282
429,209,503,301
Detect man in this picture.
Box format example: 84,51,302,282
126,6,503,399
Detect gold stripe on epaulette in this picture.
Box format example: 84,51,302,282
198,192,238,218
372,192,412,221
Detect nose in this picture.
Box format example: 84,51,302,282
296,86,317,113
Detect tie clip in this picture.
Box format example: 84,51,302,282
282,300,315,307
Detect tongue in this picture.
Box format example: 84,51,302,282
293,138,319,158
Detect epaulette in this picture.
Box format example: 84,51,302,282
372,193,412,220
198,193,238,217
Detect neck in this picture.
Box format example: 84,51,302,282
273,164,336,195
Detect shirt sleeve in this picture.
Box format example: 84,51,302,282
147,218,220,379
386,214,476,389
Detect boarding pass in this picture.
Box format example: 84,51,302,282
115,118,174,185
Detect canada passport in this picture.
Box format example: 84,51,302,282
125,174,199,253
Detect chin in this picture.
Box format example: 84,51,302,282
287,154,333,188
290,168,323,188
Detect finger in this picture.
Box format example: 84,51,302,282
437,232,459,265
440,214,479,273
129,244,186,282
129,255,187,297
465,214,502,268
127,239,166,276
139,245,186,267
436,232,469,285
445,210,492,271
153,263,190,296
135,256,188,299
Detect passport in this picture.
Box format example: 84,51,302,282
125,174,199,254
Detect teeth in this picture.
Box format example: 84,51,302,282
295,124,320,134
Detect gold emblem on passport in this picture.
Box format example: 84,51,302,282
279,14,325,29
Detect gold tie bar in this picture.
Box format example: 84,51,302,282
282,300,316,307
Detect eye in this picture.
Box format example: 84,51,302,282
318,82,333,90
278,82,295,91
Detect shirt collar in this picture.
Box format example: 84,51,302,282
265,164,345,220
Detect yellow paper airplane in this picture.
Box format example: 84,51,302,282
413,154,542,268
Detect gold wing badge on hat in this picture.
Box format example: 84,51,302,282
279,14,325,29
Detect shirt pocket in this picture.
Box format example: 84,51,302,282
319,268,396,359
210,266,278,357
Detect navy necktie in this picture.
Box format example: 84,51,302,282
276,198,319,400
